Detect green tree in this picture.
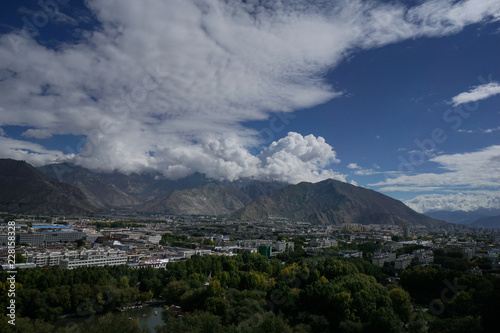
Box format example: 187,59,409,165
389,288,411,323
408,312,428,333
158,311,224,333
366,306,403,333
15,253,27,263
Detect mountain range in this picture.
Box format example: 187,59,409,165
425,209,500,229
0,158,444,226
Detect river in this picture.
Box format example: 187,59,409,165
54,305,166,332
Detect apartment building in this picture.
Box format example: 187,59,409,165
59,250,128,269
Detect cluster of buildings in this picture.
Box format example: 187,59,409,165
1,215,500,274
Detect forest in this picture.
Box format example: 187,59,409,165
1,249,499,332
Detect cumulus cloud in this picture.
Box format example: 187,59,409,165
0,0,500,182
347,163,361,169
451,82,500,106
258,132,344,183
405,192,500,213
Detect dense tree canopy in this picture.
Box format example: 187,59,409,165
1,249,498,332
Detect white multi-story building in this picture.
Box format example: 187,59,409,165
25,251,64,267
24,248,128,269
23,249,88,267
59,250,128,269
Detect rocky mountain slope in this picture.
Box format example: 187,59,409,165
137,185,251,215
0,159,95,215
39,164,213,205
136,181,285,215
231,178,444,226
39,163,138,208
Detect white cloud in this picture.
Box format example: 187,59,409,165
258,132,345,184
457,129,476,134
405,192,500,213
349,163,398,176
483,127,500,133
22,129,53,139
378,186,445,192
0,136,74,166
0,0,499,182
457,126,500,134
355,169,377,176
347,163,361,169
372,145,500,189
374,145,500,212
0,128,4,137
451,82,500,106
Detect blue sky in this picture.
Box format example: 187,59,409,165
0,0,499,213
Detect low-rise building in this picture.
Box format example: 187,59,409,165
274,241,295,252
336,250,362,258
128,258,170,269
309,238,337,248
372,252,396,267
395,254,414,270
177,249,213,258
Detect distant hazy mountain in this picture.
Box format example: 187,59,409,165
231,179,444,226
469,215,500,229
0,159,94,215
425,209,500,225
